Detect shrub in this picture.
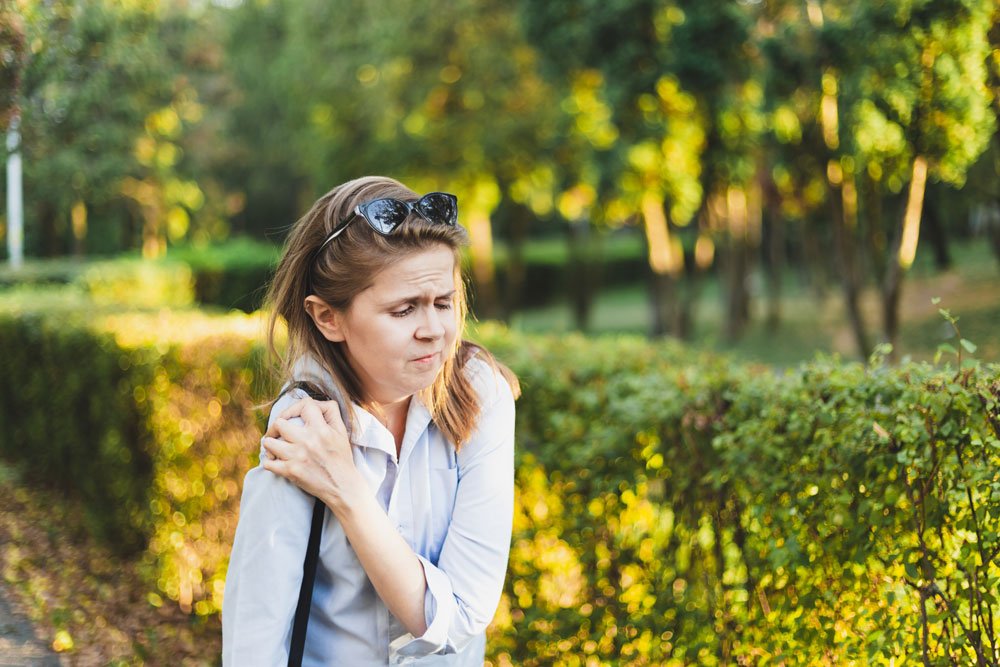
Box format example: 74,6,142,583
0,258,195,309
0,257,88,288
164,237,280,313
474,326,1000,665
0,302,273,618
80,259,195,308
1,306,997,664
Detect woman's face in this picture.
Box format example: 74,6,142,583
333,244,459,407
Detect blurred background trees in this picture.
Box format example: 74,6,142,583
2,0,998,360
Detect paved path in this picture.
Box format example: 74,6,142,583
0,583,63,667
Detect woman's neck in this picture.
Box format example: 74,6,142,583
377,396,412,458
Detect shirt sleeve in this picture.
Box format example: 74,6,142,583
222,389,315,666
392,361,516,659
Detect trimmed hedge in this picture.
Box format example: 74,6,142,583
1,301,998,664
0,302,272,618
0,234,650,314
164,238,280,313
475,328,1000,665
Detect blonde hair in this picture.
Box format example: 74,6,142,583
264,176,518,448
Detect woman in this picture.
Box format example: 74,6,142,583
222,176,518,665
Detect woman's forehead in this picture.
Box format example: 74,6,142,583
366,246,457,300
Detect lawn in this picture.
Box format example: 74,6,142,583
509,239,1000,366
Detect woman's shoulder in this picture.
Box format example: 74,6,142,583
462,349,516,412
453,350,516,464
269,354,341,423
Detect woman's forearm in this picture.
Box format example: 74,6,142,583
324,482,429,638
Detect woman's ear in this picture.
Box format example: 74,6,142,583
304,295,346,342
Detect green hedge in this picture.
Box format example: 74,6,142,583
0,235,650,313
475,328,1000,665
164,238,280,313
1,300,998,664
0,301,272,617
0,259,195,309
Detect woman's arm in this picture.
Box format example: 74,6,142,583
222,392,314,665
263,365,516,657
262,398,429,637
398,368,515,656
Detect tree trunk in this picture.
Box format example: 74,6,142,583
674,241,701,340
862,173,888,285
723,187,752,343
882,156,928,359
921,185,951,271
38,201,59,257
761,169,783,333
567,218,595,331
71,200,87,258
142,202,165,259
641,191,683,337
501,203,530,321
801,216,828,301
990,199,1000,269
648,271,676,337
828,167,872,359
467,209,498,320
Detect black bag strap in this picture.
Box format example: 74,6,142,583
288,496,325,667
281,381,335,667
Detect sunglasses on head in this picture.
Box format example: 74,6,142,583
316,192,459,255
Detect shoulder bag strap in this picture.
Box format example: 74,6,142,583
288,496,325,667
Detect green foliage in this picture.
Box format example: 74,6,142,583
0,258,194,309
0,256,87,288
1,305,998,662
17,0,175,253
0,313,154,550
0,0,25,130
164,237,280,312
0,299,272,619
477,327,1000,664
80,259,195,308
843,0,997,188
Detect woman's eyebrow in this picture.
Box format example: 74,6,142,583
382,289,456,306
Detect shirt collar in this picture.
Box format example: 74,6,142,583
291,354,434,461
350,394,433,463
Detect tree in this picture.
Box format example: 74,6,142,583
847,0,996,356
0,0,25,133
17,0,180,256
758,0,995,359
225,0,557,318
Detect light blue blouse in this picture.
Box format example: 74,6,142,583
222,355,515,666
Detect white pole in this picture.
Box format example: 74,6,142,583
6,114,23,270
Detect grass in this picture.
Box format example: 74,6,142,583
509,239,1000,367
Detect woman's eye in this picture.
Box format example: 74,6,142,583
435,301,453,310
391,305,414,317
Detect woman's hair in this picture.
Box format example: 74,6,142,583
264,175,518,448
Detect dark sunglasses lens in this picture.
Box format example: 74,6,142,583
416,194,458,225
361,199,409,234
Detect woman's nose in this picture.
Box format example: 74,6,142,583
416,306,445,340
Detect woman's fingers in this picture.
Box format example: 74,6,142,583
264,415,308,442
260,453,295,481
316,401,349,434
260,435,294,461
297,399,329,429
278,397,347,433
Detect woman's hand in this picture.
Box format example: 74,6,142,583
261,397,364,511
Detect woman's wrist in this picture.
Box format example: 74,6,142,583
321,464,368,517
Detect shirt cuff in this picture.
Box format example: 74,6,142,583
389,555,457,660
